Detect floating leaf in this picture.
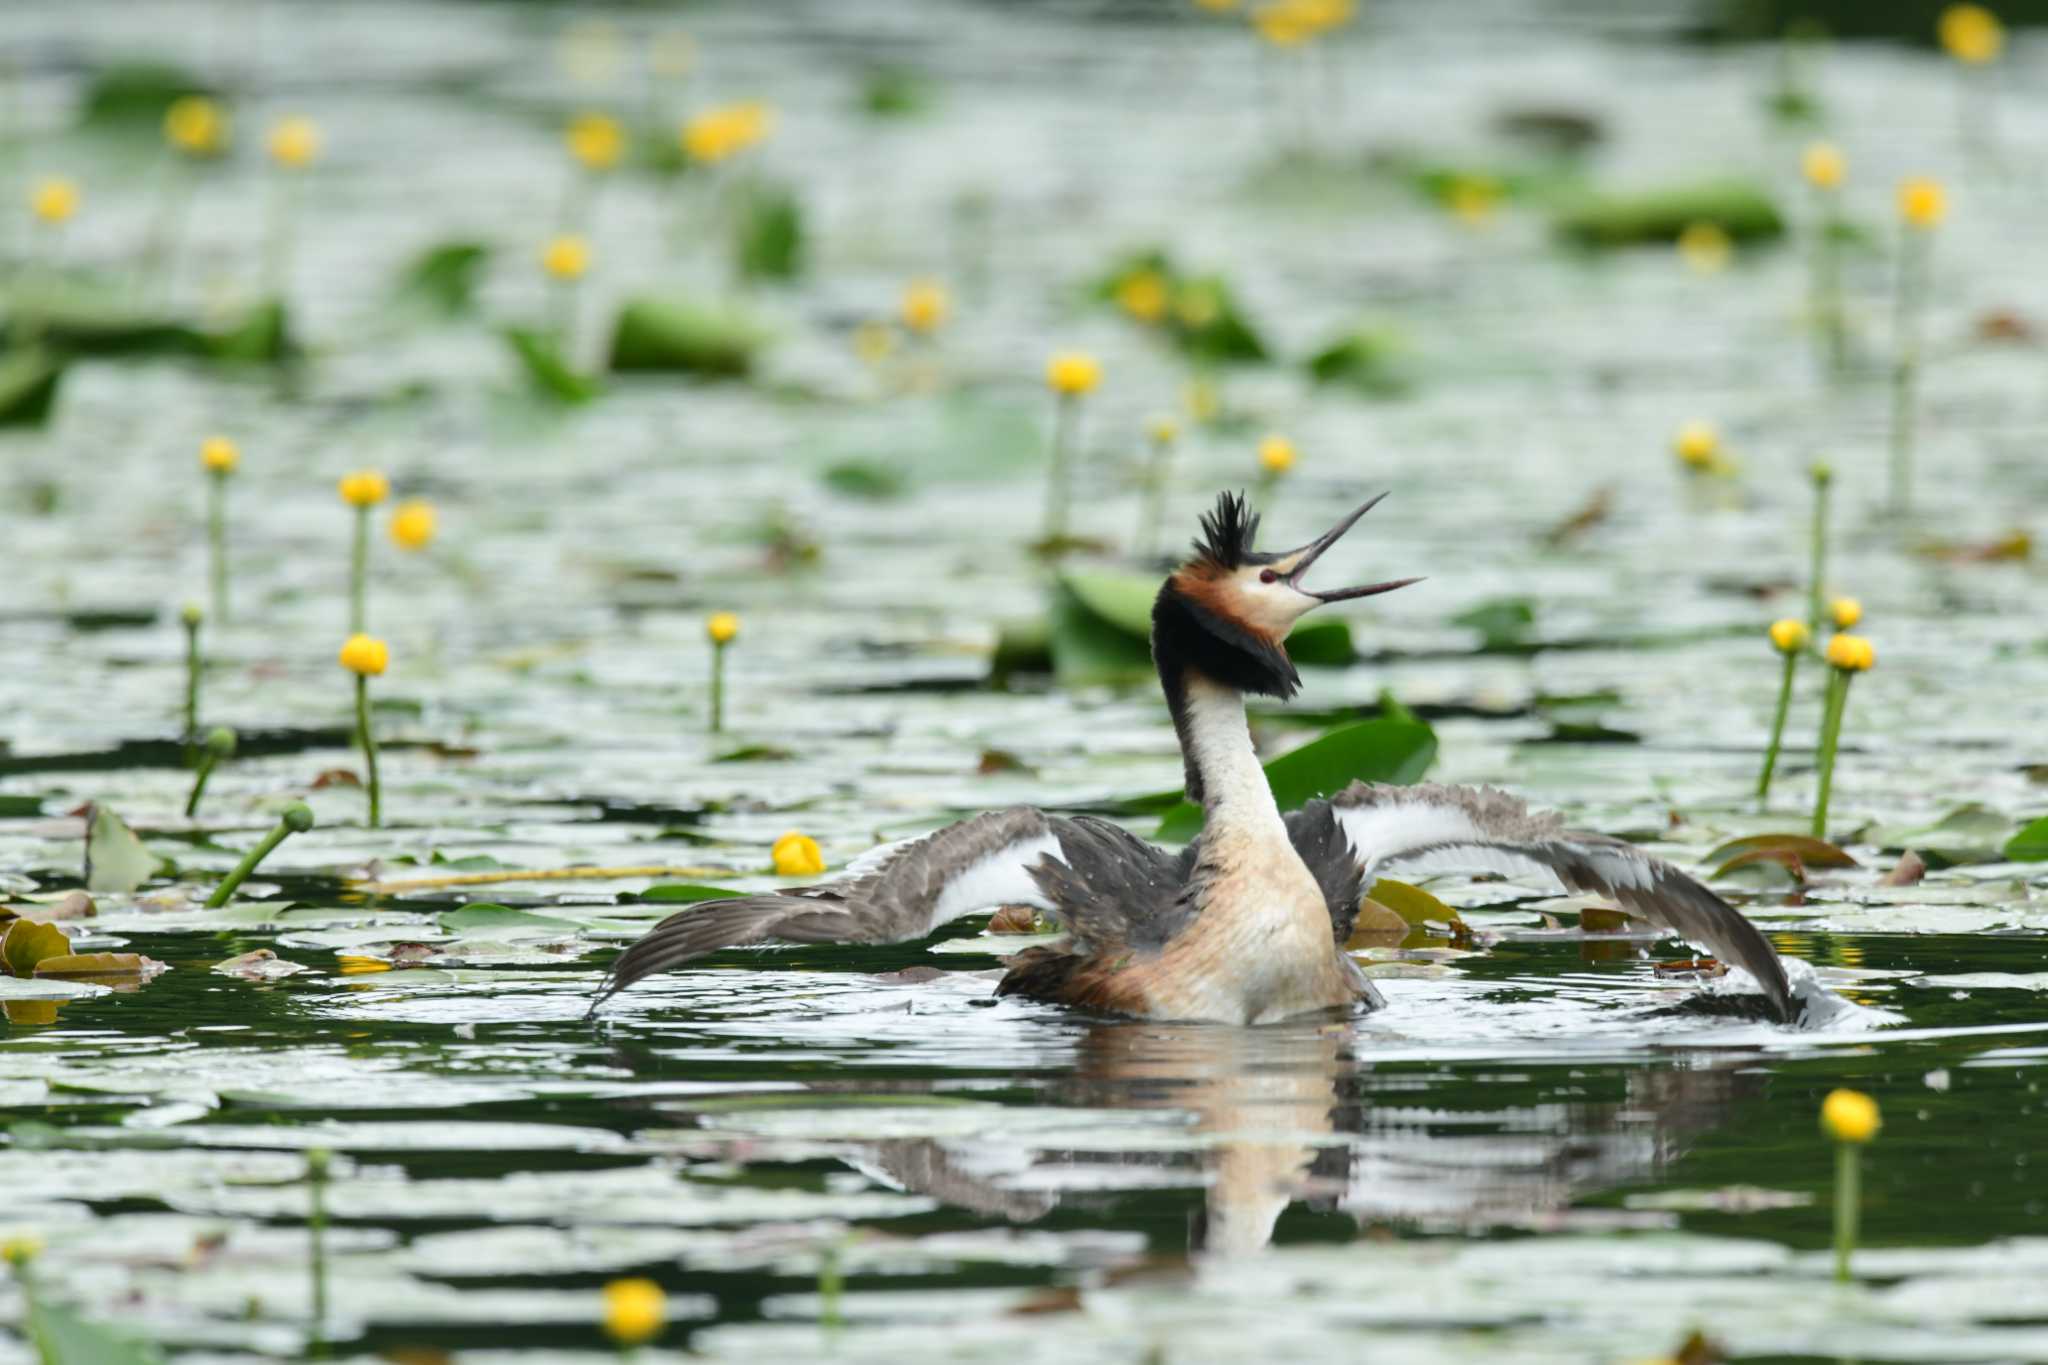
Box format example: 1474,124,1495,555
1305,325,1411,398
1451,596,1536,650
1704,834,1856,881
2004,816,2048,863
1579,905,1634,933
504,326,602,404
29,1297,167,1365
79,61,213,126
33,953,167,983
85,804,160,893
396,240,490,316
1869,805,2017,866
1155,717,1436,842
821,460,906,500
607,295,767,377
1552,178,1784,247
640,884,741,905
438,905,585,938
0,347,65,427
2,920,71,978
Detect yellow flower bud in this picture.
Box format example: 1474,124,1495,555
338,634,389,677
30,178,79,224
1830,596,1862,630
338,470,391,508
900,278,949,334
772,831,825,877
566,112,625,171
705,611,740,646
1115,270,1169,325
541,234,590,280
1446,177,1500,228
1801,141,1846,191
267,116,321,170
680,102,775,165
1938,3,2004,64
1045,351,1101,396
1676,221,1732,274
1769,619,1810,654
601,1277,666,1347
1,1237,41,1267
1825,634,1875,672
1147,414,1180,446
1820,1088,1880,1144
1898,177,1947,230
200,435,240,475
389,500,437,552
1257,434,1296,475
164,96,229,156
1673,420,1720,470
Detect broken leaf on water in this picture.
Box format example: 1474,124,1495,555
85,804,161,894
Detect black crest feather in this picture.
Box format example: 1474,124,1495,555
1194,491,1265,569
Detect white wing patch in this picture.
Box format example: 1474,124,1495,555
1332,802,1485,881
929,834,1063,927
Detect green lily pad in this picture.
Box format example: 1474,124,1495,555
29,1297,166,1365
438,905,586,938
1552,178,1785,248
607,295,767,377
1306,325,1412,398
2005,816,2048,862
640,884,742,904
1052,569,1352,683
396,240,491,317
0,347,64,427
1155,715,1436,842
1870,805,2017,866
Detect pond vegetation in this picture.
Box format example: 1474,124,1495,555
0,0,2044,1360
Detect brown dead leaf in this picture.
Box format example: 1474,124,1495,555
1976,309,2034,343
976,749,1031,776
212,949,311,981
310,768,363,790
3,1000,60,1026
1010,1286,1083,1316
1674,1329,1729,1365
33,952,168,985
987,904,1044,934
1883,850,1928,887
1580,905,1633,933
1655,957,1727,979
1540,486,1612,548
20,891,94,922
1346,899,1410,949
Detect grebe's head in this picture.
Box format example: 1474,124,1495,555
1151,491,1419,698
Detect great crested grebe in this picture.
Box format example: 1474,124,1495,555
593,491,1794,1025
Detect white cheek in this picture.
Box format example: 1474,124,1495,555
1246,581,1319,633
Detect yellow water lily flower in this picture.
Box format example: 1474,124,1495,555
200,435,240,475
1825,634,1875,672
541,234,590,280
1046,351,1101,396
267,116,321,169
1898,177,1947,230
164,96,229,156
567,111,625,171
1830,596,1862,629
1257,434,1296,475
681,101,775,165
1673,420,1722,471
901,278,950,334
772,831,825,877
30,178,79,224
1677,221,1732,274
389,500,437,552
1446,176,1500,228
1769,619,1810,654
1116,270,1170,324
1820,1088,1880,1143
338,470,391,507
338,634,389,677
1802,141,1846,191
601,1277,666,1346
705,611,740,645
1938,4,2004,63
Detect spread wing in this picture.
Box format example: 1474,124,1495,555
1325,783,1794,1021
590,807,1063,1011
1283,801,1371,944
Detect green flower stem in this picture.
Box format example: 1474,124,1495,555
356,675,381,828
1810,667,1852,838
185,728,235,819
1042,393,1078,548
349,504,369,634
1810,185,1846,382
306,1147,331,1346
1134,432,1174,561
204,801,314,908
1833,1140,1860,1283
709,642,727,734
208,470,230,622
182,608,203,754
1806,465,1831,635
1888,229,1929,519
818,1237,845,1337
1756,650,1800,803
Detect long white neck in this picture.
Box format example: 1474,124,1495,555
1179,672,1288,842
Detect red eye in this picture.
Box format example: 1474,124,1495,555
1258,569,1278,584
